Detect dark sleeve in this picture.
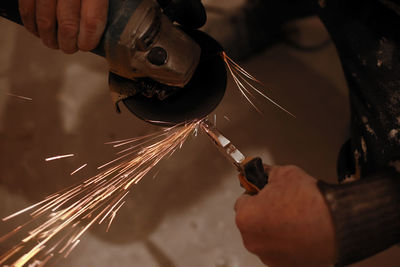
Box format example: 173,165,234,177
317,0,400,179
318,172,400,265
315,0,400,265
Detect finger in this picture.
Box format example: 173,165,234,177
18,0,38,36
264,165,282,184
57,0,81,54
78,0,108,51
263,164,272,173
36,0,58,49
234,194,252,213
234,194,257,233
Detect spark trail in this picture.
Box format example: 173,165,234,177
5,93,33,101
0,120,202,266
221,52,296,118
0,51,294,266
45,154,75,162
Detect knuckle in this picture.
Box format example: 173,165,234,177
82,16,103,35
235,212,248,231
58,20,79,38
281,165,299,176
79,17,105,51
36,17,53,31
286,165,299,173
269,165,302,184
270,166,285,178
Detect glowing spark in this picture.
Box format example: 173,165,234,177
97,151,136,170
98,191,129,225
64,240,80,258
70,164,88,176
1,51,292,266
45,154,74,162
0,120,201,266
1,50,293,266
225,56,262,114
40,253,54,266
13,245,45,267
6,93,33,101
2,194,59,222
222,52,296,118
0,246,24,265
106,201,125,232
108,132,163,148
153,170,160,179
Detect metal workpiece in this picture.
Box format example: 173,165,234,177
201,119,269,194
103,0,201,87
201,119,245,172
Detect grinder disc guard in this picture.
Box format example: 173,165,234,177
121,30,227,125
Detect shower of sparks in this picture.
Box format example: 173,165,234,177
70,164,88,176
221,52,296,118
0,120,201,266
0,49,295,265
45,154,75,162
5,93,33,101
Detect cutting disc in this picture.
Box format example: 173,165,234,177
121,29,227,126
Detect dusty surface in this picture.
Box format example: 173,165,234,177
0,6,399,267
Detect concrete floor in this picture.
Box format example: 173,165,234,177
0,5,399,267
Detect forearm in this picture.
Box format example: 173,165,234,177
318,171,400,265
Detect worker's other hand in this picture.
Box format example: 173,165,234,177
18,0,108,53
235,165,336,267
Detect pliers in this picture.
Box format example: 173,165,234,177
201,119,269,195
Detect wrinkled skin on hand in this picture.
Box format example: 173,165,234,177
235,165,336,267
18,0,109,53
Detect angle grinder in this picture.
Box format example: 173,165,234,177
0,0,227,125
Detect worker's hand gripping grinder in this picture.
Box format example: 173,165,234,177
0,0,227,125
0,0,267,194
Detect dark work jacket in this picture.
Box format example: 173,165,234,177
313,1,400,265
317,0,400,181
